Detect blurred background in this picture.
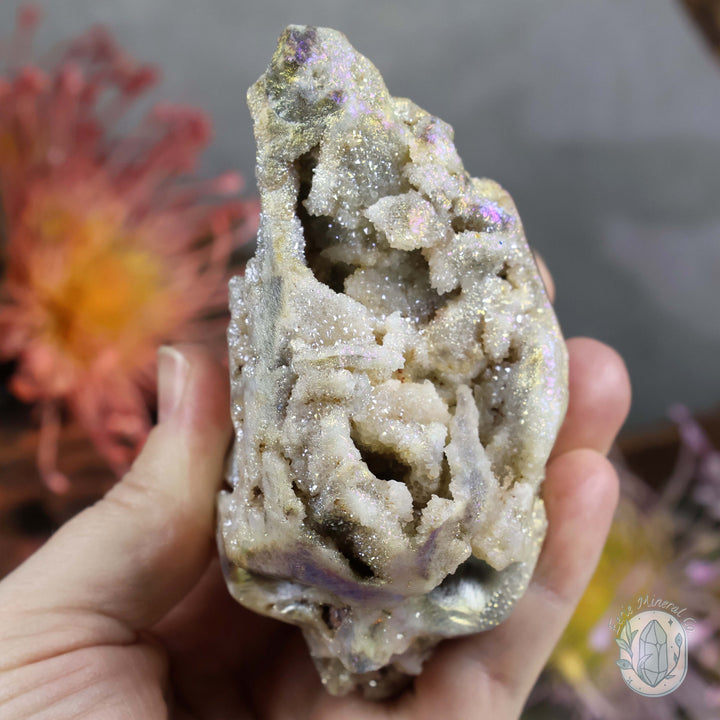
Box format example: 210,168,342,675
2,0,718,429
0,1,718,718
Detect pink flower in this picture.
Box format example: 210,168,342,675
0,7,258,491
669,404,720,518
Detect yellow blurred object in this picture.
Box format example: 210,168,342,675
551,494,674,677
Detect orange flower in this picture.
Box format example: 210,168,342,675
0,7,258,491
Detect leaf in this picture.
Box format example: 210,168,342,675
675,633,683,648
631,629,638,642
623,623,633,644
615,638,630,653
616,659,633,669
666,674,675,680
674,652,678,663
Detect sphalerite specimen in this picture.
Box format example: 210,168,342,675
218,25,568,698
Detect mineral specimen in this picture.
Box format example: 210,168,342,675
218,25,568,698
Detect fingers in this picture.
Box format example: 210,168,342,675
550,337,631,460
152,560,287,719
529,258,631,459
411,448,619,719
0,345,232,656
532,250,555,304
251,631,325,720
400,334,629,718
528,257,630,458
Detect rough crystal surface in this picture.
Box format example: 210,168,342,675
218,25,568,698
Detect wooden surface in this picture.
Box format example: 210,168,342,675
681,0,720,57
618,404,720,489
0,411,114,578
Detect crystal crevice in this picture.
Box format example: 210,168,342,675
218,25,568,698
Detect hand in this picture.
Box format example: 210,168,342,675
0,268,631,720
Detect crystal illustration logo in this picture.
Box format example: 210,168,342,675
615,608,689,697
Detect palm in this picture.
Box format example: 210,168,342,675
158,337,629,720
0,335,630,720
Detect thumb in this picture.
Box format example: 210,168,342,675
0,345,232,639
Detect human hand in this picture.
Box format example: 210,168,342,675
0,265,631,720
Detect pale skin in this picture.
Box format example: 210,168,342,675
0,258,631,720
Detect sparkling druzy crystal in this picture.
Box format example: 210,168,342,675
218,25,568,698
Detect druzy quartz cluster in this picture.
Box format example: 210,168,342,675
218,25,568,698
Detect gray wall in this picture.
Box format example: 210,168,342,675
4,0,719,429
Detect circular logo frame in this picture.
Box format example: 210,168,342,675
616,609,689,697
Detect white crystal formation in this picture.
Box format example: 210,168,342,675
218,25,568,698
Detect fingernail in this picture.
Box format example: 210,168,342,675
158,346,190,423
